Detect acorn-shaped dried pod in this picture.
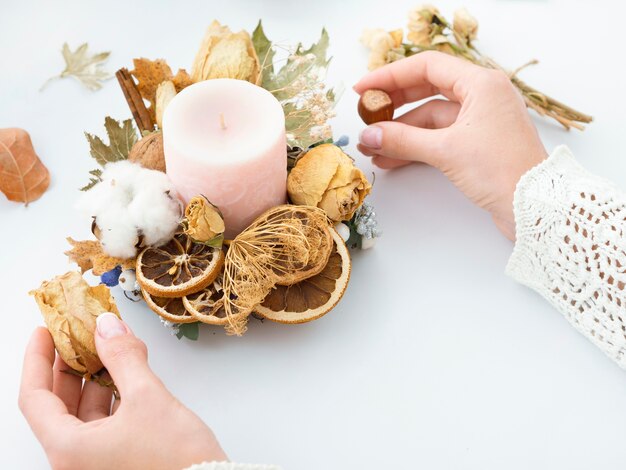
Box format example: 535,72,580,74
357,89,394,125
128,132,165,172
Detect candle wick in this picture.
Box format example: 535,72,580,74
219,113,227,130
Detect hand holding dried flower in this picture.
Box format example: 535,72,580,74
287,144,371,222
183,196,225,246
30,271,120,375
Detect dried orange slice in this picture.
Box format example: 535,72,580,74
142,290,197,323
254,228,351,324
136,231,224,298
183,275,229,325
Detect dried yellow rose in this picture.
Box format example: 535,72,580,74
360,28,404,71
184,196,225,246
453,8,478,45
191,20,260,83
30,271,120,375
407,4,441,47
287,144,372,222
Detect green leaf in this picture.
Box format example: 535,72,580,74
80,168,103,191
85,117,138,167
176,322,199,341
297,28,330,68
252,20,275,89
41,42,112,91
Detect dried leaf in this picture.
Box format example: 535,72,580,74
131,58,193,122
65,238,135,276
251,23,336,149
80,168,102,191
252,20,275,88
42,43,111,91
30,272,120,374
155,81,176,129
0,128,50,205
85,117,138,167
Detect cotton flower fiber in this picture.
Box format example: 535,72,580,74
76,161,182,258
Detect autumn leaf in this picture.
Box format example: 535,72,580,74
85,117,138,167
0,128,50,205
130,58,193,122
42,43,112,91
65,237,135,276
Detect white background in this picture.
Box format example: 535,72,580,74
2,0,626,468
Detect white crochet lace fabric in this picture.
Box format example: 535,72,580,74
184,462,281,470
507,145,626,367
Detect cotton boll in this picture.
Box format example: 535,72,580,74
77,161,182,258
126,168,182,246
96,209,138,259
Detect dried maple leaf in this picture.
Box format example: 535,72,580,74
42,43,112,91
84,117,138,167
30,271,120,374
0,128,50,205
65,238,135,276
130,58,193,122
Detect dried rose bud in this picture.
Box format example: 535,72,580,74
287,144,372,222
30,271,120,375
184,196,225,247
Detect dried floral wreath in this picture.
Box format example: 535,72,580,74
31,19,383,382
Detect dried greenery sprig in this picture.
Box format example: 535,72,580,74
361,5,592,130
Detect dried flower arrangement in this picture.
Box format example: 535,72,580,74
30,19,383,369
361,5,592,130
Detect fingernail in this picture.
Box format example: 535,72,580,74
96,312,127,339
359,126,382,149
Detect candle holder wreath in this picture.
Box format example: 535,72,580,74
31,20,382,352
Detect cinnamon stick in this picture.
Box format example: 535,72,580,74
115,68,154,133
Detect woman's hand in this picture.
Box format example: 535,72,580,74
355,51,547,240
19,313,226,470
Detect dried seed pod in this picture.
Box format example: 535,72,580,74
357,89,394,125
128,132,165,172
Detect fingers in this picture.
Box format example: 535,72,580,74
53,356,82,416
354,51,482,106
19,328,80,443
358,99,459,168
77,372,113,422
397,99,460,129
94,313,161,400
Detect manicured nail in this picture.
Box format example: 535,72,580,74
96,312,127,339
359,126,383,149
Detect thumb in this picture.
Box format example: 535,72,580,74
358,121,446,168
94,313,158,397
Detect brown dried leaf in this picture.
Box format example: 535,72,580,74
65,238,135,276
130,59,193,122
30,272,120,374
0,128,50,205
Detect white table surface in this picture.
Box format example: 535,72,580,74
2,0,626,468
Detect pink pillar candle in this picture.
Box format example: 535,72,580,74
163,79,287,237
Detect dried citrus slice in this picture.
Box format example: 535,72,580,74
142,290,197,323
183,274,229,325
136,231,224,298
254,228,351,324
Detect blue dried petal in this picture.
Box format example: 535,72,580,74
100,266,122,287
